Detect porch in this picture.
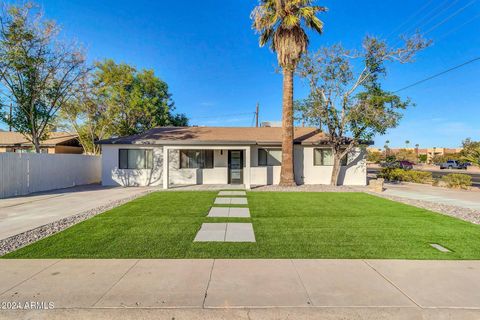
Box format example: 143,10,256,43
163,146,253,190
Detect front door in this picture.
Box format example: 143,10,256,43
228,150,243,184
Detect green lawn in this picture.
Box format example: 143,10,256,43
4,191,480,259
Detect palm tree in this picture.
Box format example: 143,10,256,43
405,140,410,148
251,0,326,186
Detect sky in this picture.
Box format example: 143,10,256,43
2,0,480,148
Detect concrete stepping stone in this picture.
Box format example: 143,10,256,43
207,207,250,218
194,223,255,242
218,191,246,196
194,223,226,242
214,197,248,205
225,223,256,242
229,208,250,218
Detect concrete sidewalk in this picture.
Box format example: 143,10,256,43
0,185,152,240
0,259,479,319
383,182,480,210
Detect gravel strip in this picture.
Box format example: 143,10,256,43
0,190,154,256
251,184,360,192
367,191,480,225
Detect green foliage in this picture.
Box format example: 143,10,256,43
379,168,432,184
395,149,418,163
418,154,428,163
0,3,88,152
460,138,480,166
251,0,327,70
431,153,462,165
441,174,472,190
367,150,383,163
297,34,430,185
93,60,187,137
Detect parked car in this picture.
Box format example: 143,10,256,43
383,160,414,170
440,160,468,170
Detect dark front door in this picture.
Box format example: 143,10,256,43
228,150,243,184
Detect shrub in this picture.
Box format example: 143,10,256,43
441,174,472,189
379,168,432,184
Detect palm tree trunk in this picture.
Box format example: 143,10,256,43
279,69,296,186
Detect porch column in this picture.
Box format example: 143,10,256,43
163,146,169,189
245,146,251,190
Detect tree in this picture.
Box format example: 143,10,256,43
297,34,430,185
59,76,113,155
60,60,189,152
405,140,410,148
395,149,417,163
93,60,187,137
367,149,383,163
0,3,88,152
251,0,327,186
460,138,480,166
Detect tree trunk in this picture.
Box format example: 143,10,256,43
32,136,41,153
279,69,296,186
330,152,342,186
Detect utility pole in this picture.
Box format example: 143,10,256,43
255,102,259,127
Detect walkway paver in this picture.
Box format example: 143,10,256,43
218,191,247,196
194,223,227,242
207,207,250,218
194,223,255,242
225,223,255,242
0,259,480,316
214,197,248,205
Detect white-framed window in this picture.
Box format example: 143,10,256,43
258,148,282,166
119,149,154,169
180,150,214,169
313,148,348,166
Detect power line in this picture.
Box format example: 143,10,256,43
425,0,478,35
414,0,460,33
400,0,450,36
394,57,480,93
435,13,480,42
385,0,434,40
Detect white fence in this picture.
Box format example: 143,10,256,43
0,153,101,198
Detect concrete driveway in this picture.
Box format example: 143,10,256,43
383,183,480,211
0,185,152,240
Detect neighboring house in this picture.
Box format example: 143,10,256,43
0,132,84,154
98,127,369,189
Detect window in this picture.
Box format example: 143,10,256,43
180,150,214,169
313,148,348,166
119,149,153,169
258,148,282,166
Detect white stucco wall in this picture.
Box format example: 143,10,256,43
101,144,367,187
299,146,367,186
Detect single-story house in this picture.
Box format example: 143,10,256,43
0,132,84,154
97,127,369,189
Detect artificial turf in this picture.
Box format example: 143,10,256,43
4,191,480,259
